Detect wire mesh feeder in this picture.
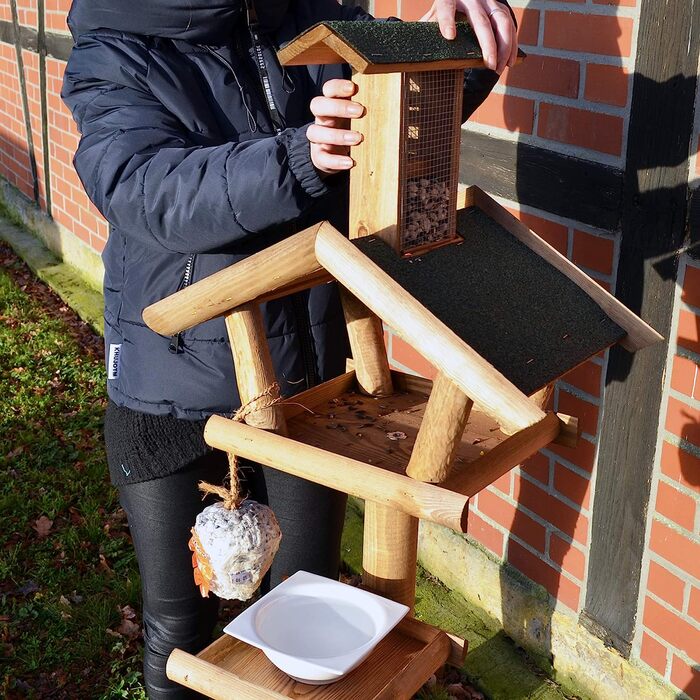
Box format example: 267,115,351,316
399,69,463,253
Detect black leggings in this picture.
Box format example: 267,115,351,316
118,451,347,699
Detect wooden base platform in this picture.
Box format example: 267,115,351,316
166,616,451,700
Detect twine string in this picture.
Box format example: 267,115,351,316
198,383,282,510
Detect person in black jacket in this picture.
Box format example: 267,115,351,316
62,1,515,696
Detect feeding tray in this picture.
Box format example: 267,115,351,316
223,571,409,684
167,603,452,699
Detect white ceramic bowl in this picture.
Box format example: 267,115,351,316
223,571,409,684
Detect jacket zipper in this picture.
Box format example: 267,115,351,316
169,253,196,354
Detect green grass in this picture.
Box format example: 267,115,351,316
0,244,146,699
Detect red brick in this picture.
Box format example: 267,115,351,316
677,310,700,354
562,360,602,397
585,63,629,108
511,7,540,47
640,633,668,676
505,54,579,98
655,481,696,532
507,539,581,610
478,489,546,553
518,211,568,255
521,451,549,486
548,436,597,473
650,519,700,581
514,474,589,545
572,230,615,275
682,264,700,309
647,560,686,610
593,0,637,5
671,656,700,697
666,396,700,448
373,0,397,17
688,586,700,624
553,462,591,510
492,472,512,496
470,92,535,134
467,511,504,558
544,11,634,57
538,103,623,156
558,391,599,436
671,355,698,397
398,0,432,21
390,334,436,380
644,597,700,659
549,533,585,580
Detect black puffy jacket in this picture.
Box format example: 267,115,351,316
62,0,506,419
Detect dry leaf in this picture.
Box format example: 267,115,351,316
33,516,53,539
116,618,140,640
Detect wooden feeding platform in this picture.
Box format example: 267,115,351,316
143,19,662,700
168,616,453,700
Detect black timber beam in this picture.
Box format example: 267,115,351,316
581,0,700,656
460,131,623,231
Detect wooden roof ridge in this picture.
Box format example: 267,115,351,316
277,21,489,74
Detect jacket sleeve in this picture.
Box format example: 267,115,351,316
61,32,330,254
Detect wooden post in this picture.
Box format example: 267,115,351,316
406,372,473,483
225,303,287,434
340,289,393,397
362,503,418,611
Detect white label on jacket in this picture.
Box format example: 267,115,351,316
107,343,122,380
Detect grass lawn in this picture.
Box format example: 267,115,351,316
0,243,146,699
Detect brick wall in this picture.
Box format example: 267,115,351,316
0,1,697,696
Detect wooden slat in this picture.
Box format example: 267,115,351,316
204,416,470,532
225,304,287,434
142,223,328,337
465,186,663,352
315,226,546,434
279,371,358,420
350,72,403,250
363,503,418,610
444,412,562,497
254,269,333,304
341,289,393,397
406,372,473,483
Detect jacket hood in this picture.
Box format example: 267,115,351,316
67,0,289,44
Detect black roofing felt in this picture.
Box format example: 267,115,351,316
322,21,483,64
354,207,626,395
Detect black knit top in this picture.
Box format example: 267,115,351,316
104,400,212,486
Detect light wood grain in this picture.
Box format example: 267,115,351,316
204,416,470,532
466,186,663,352
279,371,358,421
363,502,418,610
315,227,546,434
225,304,286,434
406,372,473,483
142,223,327,337
340,289,393,397
350,72,403,251
444,412,562,497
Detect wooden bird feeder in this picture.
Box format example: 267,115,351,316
142,21,662,700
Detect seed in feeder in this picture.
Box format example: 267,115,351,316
386,431,407,441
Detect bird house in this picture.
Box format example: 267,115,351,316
143,21,662,700
279,21,494,253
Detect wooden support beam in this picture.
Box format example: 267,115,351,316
443,412,562,497
406,372,473,483
315,226,546,434
340,289,393,397
204,416,470,533
350,72,403,250
225,303,286,434
143,223,329,337
363,503,418,611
